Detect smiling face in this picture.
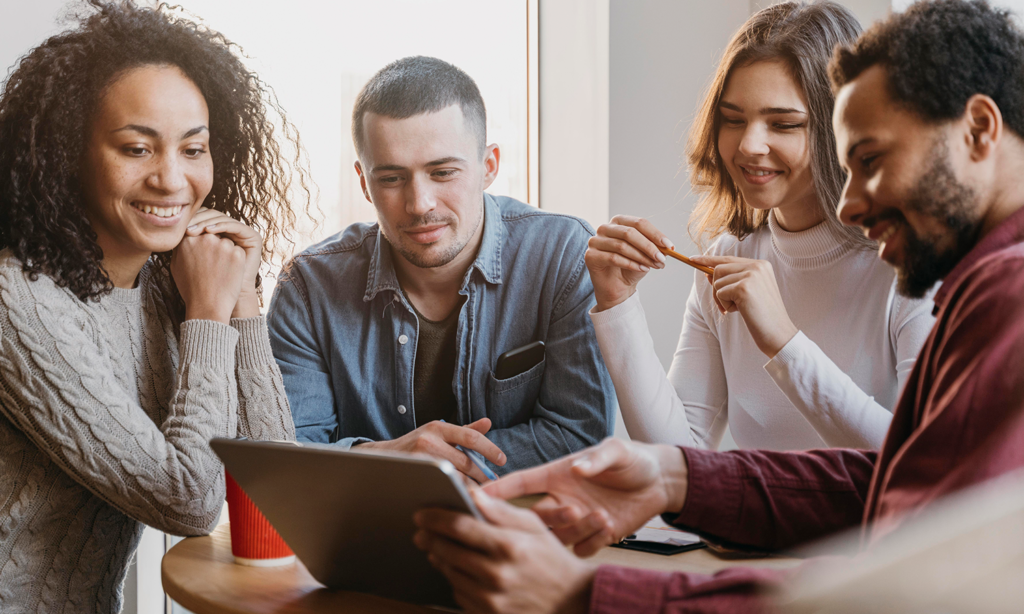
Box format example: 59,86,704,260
834,65,984,297
355,104,499,270
80,64,213,262
717,60,819,229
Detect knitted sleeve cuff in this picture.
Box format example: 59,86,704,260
179,319,239,372
230,316,277,370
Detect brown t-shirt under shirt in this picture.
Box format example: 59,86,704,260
407,297,461,426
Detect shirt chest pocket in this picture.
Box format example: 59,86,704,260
485,358,546,428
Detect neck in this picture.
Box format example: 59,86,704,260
100,245,151,289
772,193,825,233
981,142,1024,238
393,217,485,321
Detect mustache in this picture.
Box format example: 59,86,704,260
862,208,906,234
397,212,455,230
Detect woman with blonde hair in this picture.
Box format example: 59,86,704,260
585,1,934,451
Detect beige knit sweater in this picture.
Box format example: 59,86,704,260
0,249,295,613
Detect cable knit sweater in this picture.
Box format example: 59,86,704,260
0,249,295,613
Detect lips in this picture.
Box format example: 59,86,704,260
739,165,783,186
870,220,904,263
129,201,187,226
404,224,448,244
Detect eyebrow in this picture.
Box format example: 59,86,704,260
846,137,875,159
372,156,468,173
719,102,807,115
111,124,209,139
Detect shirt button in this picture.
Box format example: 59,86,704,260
397,405,407,415
398,334,408,345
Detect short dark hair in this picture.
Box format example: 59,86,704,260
351,56,487,157
830,0,1024,137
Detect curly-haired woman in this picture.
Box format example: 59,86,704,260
585,2,936,451
0,1,311,610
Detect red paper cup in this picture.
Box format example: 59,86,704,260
225,470,295,566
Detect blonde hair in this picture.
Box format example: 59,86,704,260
687,1,872,250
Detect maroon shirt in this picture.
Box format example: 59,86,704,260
590,206,1024,613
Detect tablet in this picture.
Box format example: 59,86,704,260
209,437,481,607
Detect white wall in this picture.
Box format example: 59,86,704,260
538,0,610,228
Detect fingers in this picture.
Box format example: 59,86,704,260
415,507,507,557
440,423,506,467
597,223,668,269
573,523,620,558
569,438,629,478
531,497,583,528
552,510,614,554
691,255,746,267
585,243,652,274
425,442,491,484
587,236,662,271
465,417,493,435
482,460,561,500
473,489,546,533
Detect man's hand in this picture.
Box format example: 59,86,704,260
414,490,595,614
359,418,506,483
483,438,688,556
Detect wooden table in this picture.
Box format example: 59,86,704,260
162,524,799,613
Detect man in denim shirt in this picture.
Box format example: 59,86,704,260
267,56,615,480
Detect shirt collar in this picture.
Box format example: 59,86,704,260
363,193,505,303
933,205,1024,311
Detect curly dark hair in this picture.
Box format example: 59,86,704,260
829,0,1024,137
0,0,313,305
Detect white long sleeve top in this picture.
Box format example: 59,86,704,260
591,212,936,451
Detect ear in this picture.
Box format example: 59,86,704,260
964,94,1003,162
481,144,500,191
354,160,373,204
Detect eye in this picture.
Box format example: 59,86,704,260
774,122,805,130
379,175,402,185
721,117,744,126
184,146,207,158
122,145,150,157
860,155,879,171
432,169,458,179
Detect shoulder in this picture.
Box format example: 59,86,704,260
0,249,81,312
279,223,378,282
492,195,596,244
948,243,1024,322
704,227,769,258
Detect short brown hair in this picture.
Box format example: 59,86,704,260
352,56,486,157
687,1,870,250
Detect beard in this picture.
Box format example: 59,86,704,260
386,211,478,269
868,149,983,298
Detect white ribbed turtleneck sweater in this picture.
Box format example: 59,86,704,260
591,213,936,451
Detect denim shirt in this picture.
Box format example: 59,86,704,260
267,194,615,474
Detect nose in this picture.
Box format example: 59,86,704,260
146,153,188,194
837,177,869,227
406,173,436,217
738,123,770,157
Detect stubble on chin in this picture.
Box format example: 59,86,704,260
893,151,983,298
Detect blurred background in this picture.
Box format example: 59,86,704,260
3,0,1023,611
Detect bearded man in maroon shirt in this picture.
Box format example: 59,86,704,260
411,1,1024,612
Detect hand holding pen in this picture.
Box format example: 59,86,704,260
585,215,715,313
358,418,506,483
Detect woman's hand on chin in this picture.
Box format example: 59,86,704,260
691,255,799,358
184,208,264,319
